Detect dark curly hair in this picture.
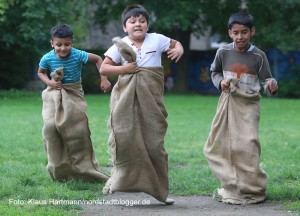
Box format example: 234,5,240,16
50,24,73,39
121,4,149,26
228,12,253,30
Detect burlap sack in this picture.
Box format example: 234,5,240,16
204,78,267,204
103,67,169,202
42,81,108,182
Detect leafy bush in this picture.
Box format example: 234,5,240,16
81,49,118,94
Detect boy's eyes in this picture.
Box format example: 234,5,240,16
128,19,146,23
232,31,248,35
55,43,71,47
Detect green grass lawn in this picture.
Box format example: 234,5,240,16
0,90,299,215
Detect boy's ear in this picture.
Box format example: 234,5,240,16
123,25,127,33
50,40,53,47
250,27,255,37
228,29,233,39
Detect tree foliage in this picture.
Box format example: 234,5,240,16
251,0,300,52
1,0,300,90
92,0,300,92
0,0,90,89
93,0,300,52
0,0,90,51
93,0,206,35
203,0,300,52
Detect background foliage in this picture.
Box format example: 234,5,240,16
0,0,91,89
0,0,300,97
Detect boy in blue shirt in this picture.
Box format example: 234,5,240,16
38,24,111,182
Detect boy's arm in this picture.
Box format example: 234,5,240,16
99,56,138,76
87,53,111,92
167,40,184,63
210,50,226,91
259,53,278,96
37,67,62,90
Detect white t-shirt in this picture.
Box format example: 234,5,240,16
104,33,171,67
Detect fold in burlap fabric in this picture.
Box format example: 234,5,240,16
103,37,169,202
204,78,267,204
104,67,169,202
42,81,108,182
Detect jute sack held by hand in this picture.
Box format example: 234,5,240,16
42,81,108,182
204,78,267,204
103,37,169,202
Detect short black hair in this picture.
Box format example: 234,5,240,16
50,24,73,39
228,12,253,30
121,4,149,26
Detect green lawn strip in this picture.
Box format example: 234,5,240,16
0,91,299,215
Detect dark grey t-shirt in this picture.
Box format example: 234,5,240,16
211,43,276,95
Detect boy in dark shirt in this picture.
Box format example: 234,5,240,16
204,12,278,205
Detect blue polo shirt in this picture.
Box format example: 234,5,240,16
39,48,88,83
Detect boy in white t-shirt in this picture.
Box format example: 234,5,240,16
100,6,183,74
100,4,183,205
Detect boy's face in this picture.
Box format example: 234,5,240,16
51,37,73,59
123,14,148,42
228,24,255,52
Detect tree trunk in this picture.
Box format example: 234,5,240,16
170,30,191,93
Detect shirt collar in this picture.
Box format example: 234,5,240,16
232,43,255,52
